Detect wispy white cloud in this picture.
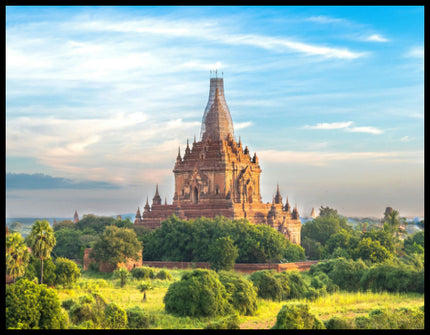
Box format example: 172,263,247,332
235,121,253,130
305,15,346,24
363,34,389,42
405,46,424,58
304,121,353,130
304,121,383,135
68,17,365,60
400,136,414,142
345,126,383,135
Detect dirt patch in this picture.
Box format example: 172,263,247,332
240,317,276,329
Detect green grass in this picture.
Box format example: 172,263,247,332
55,268,424,329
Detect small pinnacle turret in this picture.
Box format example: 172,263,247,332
152,184,162,205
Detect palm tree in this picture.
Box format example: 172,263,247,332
27,220,56,284
6,232,30,283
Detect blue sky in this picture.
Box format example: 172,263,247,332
6,6,424,219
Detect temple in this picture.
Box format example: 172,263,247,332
134,73,302,244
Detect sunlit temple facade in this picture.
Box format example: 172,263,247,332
134,73,301,244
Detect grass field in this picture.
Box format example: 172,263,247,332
55,268,424,329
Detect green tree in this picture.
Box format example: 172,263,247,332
403,231,424,254
93,225,141,269
164,269,232,317
301,214,351,247
53,228,84,259
27,220,56,284
33,258,56,287
282,240,306,262
113,267,131,288
55,257,81,288
272,303,325,329
104,303,127,329
38,285,69,329
249,270,283,301
137,281,153,301
6,279,67,329
52,219,75,232
6,232,30,283
352,237,392,263
126,306,150,329
218,271,258,316
319,206,339,217
209,236,239,272
75,214,116,233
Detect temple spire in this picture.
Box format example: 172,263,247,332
284,196,291,212
144,196,150,212
274,184,282,204
200,76,234,141
152,184,162,205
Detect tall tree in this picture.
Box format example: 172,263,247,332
93,225,141,268
27,220,56,284
6,232,30,283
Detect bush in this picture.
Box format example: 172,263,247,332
34,258,57,287
38,285,69,329
6,279,67,329
209,236,239,272
204,315,240,329
360,262,424,293
6,279,41,328
325,316,354,329
218,271,258,316
131,266,155,280
272,303,325,329
62,298,75,310
249,270,283,301
354,307,424,329
55,257,81,288
126,306,150,329
104,303,127,329
163,269,232,317
69,292,107,327
275,271,309,300
329,257,367,291
113,267,131,288
155,269,172,280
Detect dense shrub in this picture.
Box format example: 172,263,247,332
329,257,367,291
6,279,41,328
69,293,107,328
6,279,67,329
142,216,295,263
131,266,155,280
204,315,240,329
126,306,150,329
209,236,239,272
218,271,258,316
104,303,127,329
272,303,325,329
155,269,172,280
360,262,424,293
55,257,81,288
113,267,131,288
62,298,75,310
163,269,232,317
275,271,309,300
354,307,424,329
282,241,306,262
38,285,69,329
249,270,283,301
325,316,354,329
34,258,57,287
